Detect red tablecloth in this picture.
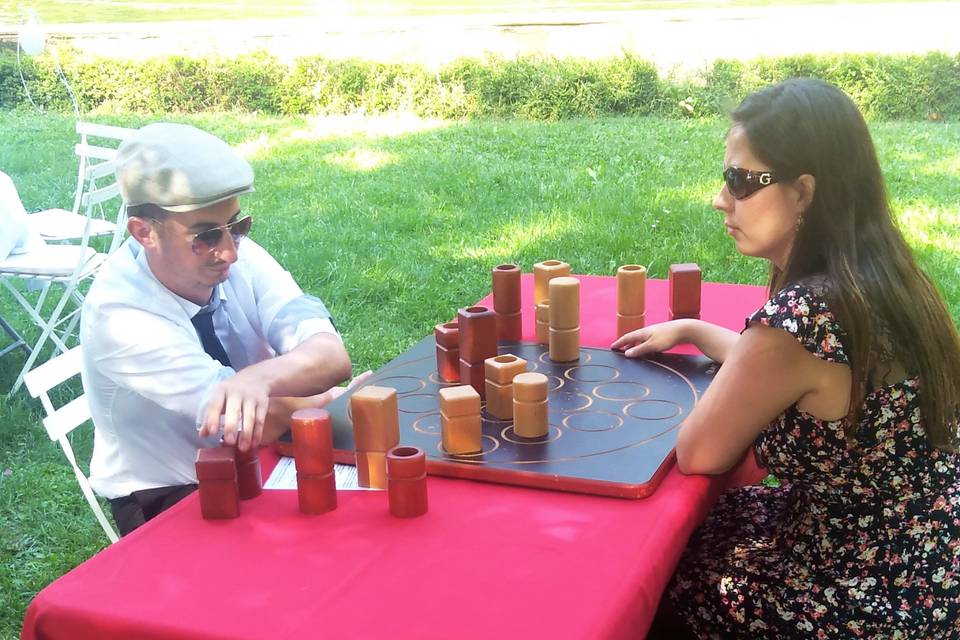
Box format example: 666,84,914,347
22,275,768,640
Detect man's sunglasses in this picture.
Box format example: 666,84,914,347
723,167,781,200
190,213,253,255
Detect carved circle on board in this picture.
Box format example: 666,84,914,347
550,390,593,412
563,410,624,432
412,412,442,435
438,435,500,458
428,372,460,386
593,381,651,402
398,393,440,414
623,399,683,421
501,424,563,445
564,364,620,384
375,375,426,395
539,351,592,365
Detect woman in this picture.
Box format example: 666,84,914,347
614,79,960,638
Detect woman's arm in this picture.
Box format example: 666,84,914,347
611,319,741,363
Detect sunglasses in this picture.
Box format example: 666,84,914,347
722,167,781,200
189,213,253,255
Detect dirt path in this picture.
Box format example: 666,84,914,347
3,2,958,71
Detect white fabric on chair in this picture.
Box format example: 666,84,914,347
0,170,44,260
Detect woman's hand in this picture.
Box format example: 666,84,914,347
611,320,690,358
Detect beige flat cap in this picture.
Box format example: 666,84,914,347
115,123,254,213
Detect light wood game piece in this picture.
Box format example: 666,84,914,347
386,446,428,518
484,354,528,419
533,260,570,305
616,265,646,337
512,372,548,438
196,447,240,520
457,306,498,397
535,301,550,345
350,386,401,489
492,263,522,342
669,263,701,320
291,408,337,513
549,276,580,362
434,321,460,382
439,385,482,454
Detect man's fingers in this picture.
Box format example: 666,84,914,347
200,387,226,437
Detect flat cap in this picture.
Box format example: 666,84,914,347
115,123,254,213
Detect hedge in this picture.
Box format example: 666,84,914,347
1,46,957,121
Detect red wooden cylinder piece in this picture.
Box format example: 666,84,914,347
291,408,334,475
232,444,263,500
297,471,338,514
434,321,461,383
196,447,240,520
386,446,428,518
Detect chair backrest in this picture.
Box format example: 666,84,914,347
71,122,136,216
23,345,120,542
80,159,126,253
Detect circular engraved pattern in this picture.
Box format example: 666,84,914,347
593,381,651,402
550,390,593,412
398,393,440,414
624,399,683,421
480,405,511,424
539,351,591,365
438,434,500,458
546,375,565,392
375,375,426,395
563,410,624,432
564,364,620,384
501,424,562,445
412,412,442,435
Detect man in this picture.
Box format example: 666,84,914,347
80,123,355,535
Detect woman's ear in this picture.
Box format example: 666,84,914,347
792,174,816,213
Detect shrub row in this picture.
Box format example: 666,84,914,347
1,46,958,121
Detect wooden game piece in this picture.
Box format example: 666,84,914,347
457,306,498,398
669,263,701,320
616,265,646,338
350,386,401,489
548,276,580,362
512,372,548,438
291,408,337,513
434,321,460,383
535,301,550,345
231,443,263,500
492,263,522,342
533,260,570,305
196,447,240,520
386,446,428,518
439,385,482,454
484,354,528,420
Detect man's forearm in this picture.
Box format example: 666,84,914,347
238,333,352,398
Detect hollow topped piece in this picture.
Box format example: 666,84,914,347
617,264,646,316
434,321,459,348
492,264,521,314
485,354,528,384
533,260,570,305
386,445,427,479
439,384,481,418
458,306,498,363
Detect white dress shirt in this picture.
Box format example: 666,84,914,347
80,237,340,499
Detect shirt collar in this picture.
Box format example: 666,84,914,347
132,244,227,318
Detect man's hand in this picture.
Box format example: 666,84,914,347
198,370,270,452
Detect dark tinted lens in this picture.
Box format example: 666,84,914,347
723,167,748,199
194,227,225,251
230,215,252,240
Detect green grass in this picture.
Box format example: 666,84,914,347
0,0,941,25
0,110,958,638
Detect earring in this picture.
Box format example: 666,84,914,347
795,215,804,230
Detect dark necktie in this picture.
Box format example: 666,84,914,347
191,309,232,368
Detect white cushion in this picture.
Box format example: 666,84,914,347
27,208,116,241
0,245,103,278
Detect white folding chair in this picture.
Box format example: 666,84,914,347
23,345,119,543
26,121,134,252
0,193,106,392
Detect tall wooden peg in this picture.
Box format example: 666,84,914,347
434,321,460,382
669,263,701,320
439,385,482,455
492,263,522,342
616,264,647,338
291,408,337,514
196,447,240,520
484,354,528,420
457,306,498,398
548,276,580,362
386,446,428,518
512,372,548,438
350,386,401,489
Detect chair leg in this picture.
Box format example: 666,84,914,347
6,279,79,394
59,436,119,543
0,314,30,357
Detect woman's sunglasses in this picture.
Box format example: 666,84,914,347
722,167,781,200
190,213,253,255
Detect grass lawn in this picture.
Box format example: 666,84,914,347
0,110,957,638
0,0,942,25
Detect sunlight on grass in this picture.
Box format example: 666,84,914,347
294,113,451,140
900,206,960,257
323,147,399,171
432,214,577,261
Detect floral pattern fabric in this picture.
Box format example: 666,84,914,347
666,283,960,639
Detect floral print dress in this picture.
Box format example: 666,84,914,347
666,283,960,639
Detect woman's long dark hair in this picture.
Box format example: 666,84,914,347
733,78,960,450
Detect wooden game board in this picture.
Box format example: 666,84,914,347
323,336,718,499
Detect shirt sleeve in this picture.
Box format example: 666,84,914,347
745,282,850,365
240,240,341,355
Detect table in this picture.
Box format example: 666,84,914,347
22,274,768,640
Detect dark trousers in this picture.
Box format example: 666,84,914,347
109,484,198,536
